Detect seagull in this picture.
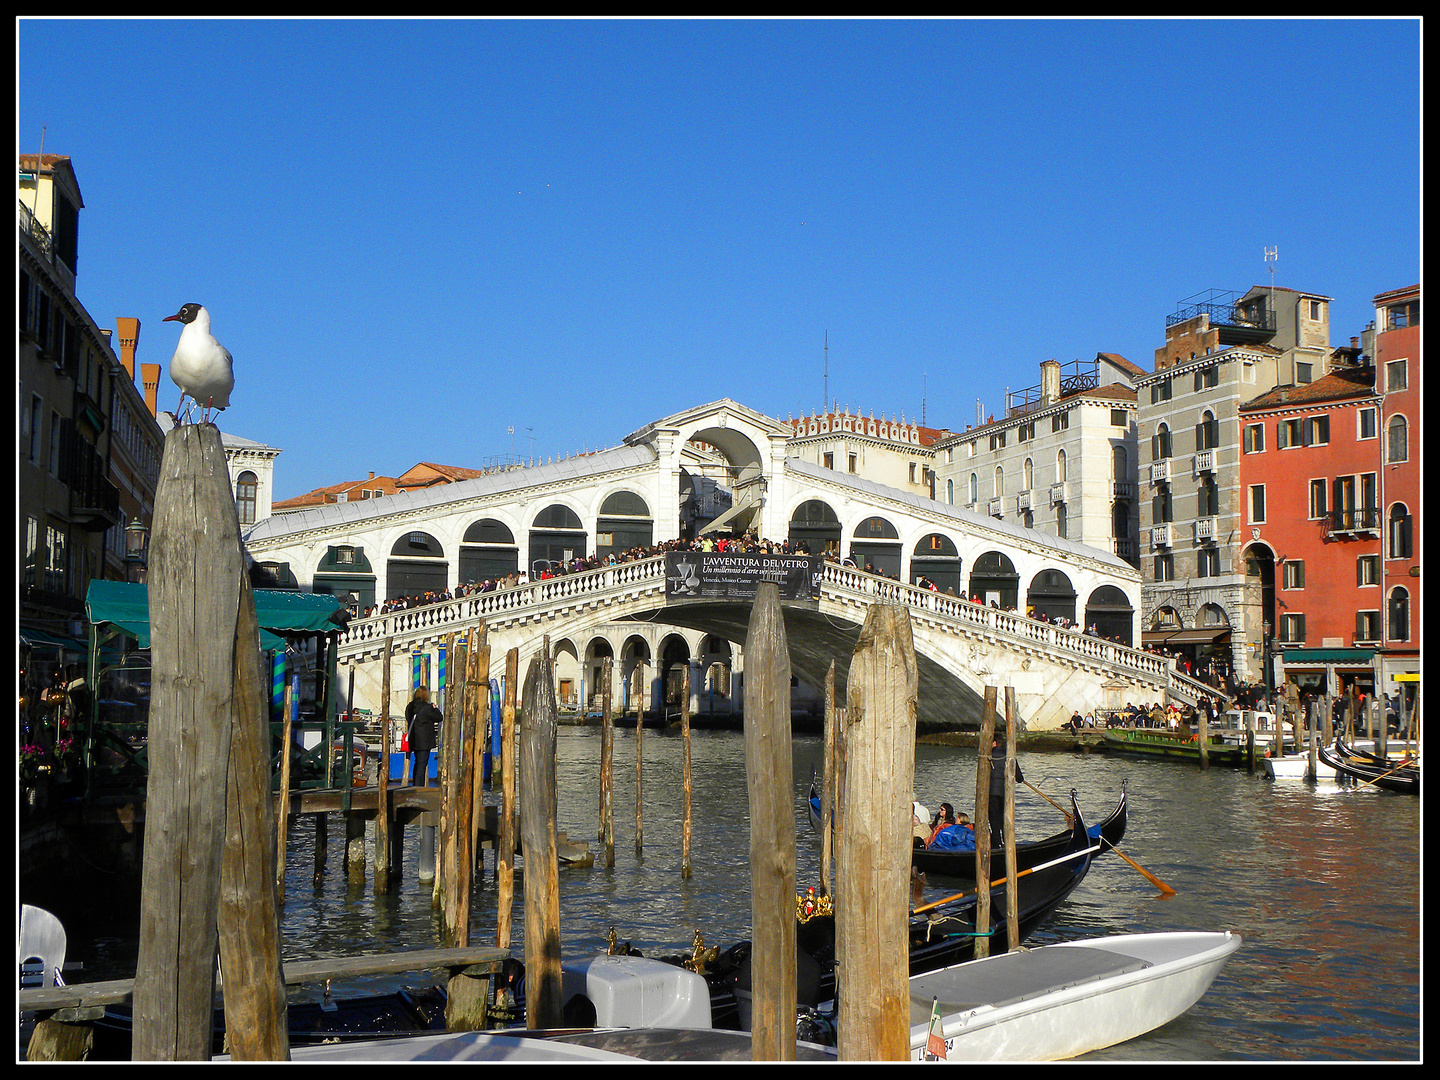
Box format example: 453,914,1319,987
163,303,234,425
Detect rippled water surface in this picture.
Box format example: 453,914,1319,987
52,728,1420,1061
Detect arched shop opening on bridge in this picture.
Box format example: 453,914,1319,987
1084,585,1135,645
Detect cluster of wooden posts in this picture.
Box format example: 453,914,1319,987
800,621,1028,1061
67,426,1044,1062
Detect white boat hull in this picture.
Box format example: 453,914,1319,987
909,931,1240,1061
1264,741,1376,781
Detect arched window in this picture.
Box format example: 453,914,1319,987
1023,457,1034,490
1154,423,1172,460
1387,415,1409,463
1388,503,1413,559
968,473,978,504
1056,449,1067,483
946,478,954,504
235,471,258,525
1197,410,1219,451
1389,587,1410,641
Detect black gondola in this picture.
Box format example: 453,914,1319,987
910,782,1126,881
705,791,1099,1030
1318,737,1419,794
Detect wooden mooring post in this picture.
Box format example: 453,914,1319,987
743,583,797,1061
681,661,693,879
521,639,562,1029
599,656,615,869
837,603,918,1062
133,424,287,1061
634,660,645,856
971,685,998,960
375,636,394,891
1003,687,1020,952
495,648,519,952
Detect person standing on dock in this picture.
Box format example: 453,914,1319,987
988,736,1023,848
405,686,442,787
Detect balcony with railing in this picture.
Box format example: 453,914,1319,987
1150,460,1170,485
1330,506,1380,536
1166,289,1277,346
1151,523,1172,549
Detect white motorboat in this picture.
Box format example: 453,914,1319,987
1264,740,1375,781
909,931,1240,1061
217,953,834,1062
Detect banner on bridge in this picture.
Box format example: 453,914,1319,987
664,552,823,602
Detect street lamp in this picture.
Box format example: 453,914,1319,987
125,517,149,583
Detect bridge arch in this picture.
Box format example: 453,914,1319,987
788,498,842,556
1084,585,1135,645
969,550,1020,608
911,532,963,594
460,516,520,583
1027,567,1077,624
595,489,654,557
387,529,448,599
849,514,902,578
528,502,587,576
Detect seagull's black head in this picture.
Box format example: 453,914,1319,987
163,303,203,324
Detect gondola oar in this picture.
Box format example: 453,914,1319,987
1025,780,1074,825
1106,844,1177,897
912,842,1099,917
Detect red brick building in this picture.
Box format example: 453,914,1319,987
1372,284,1420,710
1238,364,1382,698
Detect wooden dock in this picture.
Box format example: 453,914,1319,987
19,944,510,1021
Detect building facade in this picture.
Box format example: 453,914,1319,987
19,155,157,629
1372,284,1420,709
931,355,1141,584
1236,366,1385,701
1138,286,1335,689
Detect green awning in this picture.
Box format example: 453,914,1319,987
1277,647,1374,665
84,580,347,651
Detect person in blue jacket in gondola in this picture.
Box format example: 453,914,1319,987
925,803,977,850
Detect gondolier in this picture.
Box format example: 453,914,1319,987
988,737,1023,848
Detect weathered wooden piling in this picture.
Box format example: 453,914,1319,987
1197,701,1211,770
375,636,394,891
837,603,918,1062
681,661,693,879
634,660,645,856
520,641,562,1029
819,660,837,895
495,648,519,951
743,582,798,1061
972,685,997,960
1003,687,1020,952
600,656,615,869
133,424,287,1061
275,675,295,901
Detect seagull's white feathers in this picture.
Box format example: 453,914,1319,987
164,303,234,414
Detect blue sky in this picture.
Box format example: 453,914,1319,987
18,18,1421,502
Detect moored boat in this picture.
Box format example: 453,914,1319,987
1318,737,1419,794
909,930,1241,1061
1102,727,1248,766
911,784,1126,881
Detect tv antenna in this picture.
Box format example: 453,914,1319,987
823,331,829,414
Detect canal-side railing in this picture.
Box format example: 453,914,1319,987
337,555,1190,699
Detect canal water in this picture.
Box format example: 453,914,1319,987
57,728,1420,1061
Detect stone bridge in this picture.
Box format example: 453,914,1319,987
335,555,1207,733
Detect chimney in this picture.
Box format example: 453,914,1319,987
1040,359,1062,404
141,363,161,417
368,471,375,481
116,317,141,378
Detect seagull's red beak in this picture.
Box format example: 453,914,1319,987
163,314,181,322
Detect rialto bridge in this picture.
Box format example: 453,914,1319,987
242,400,1204,731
